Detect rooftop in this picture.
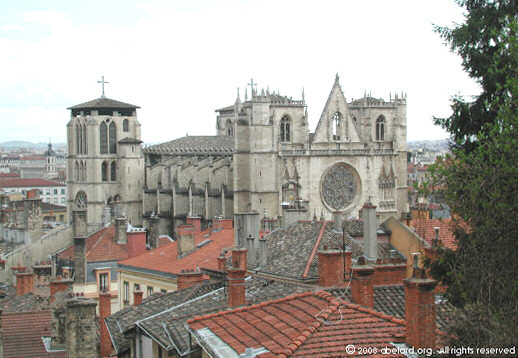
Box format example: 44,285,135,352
67,97,140,110
412,218,456,250
118,226,234,277
0,178,65,188
144,136,234,155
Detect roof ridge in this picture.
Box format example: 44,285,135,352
278,290,342,358
302,221,327,278
187,291,316,325
344,302,406,326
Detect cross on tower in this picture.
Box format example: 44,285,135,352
97,76,109,98
248,78,257,96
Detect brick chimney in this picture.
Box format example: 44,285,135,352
227,256,246,308
317,247,345,287
351,256,375,308
214,218,233,231
147,215,160,249
187,215,201,233
66,297,97,358
127,229,147,258
50,276,73,303
73,209,87,284
362,202,377,259
404,266,437,349
99,292,112,357
231,247,247,271
344,250,352,274
50,276,73,350
15,272,34,296
115,216,127,244
246,235,255,266
33,261,52,299
133,290,143,306
177,268,204,290
217,254,226,271
333,211,343,232
177,224,196,258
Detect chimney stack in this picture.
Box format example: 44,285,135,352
24,189,42,242
147,215,160,249
351,256,375,308
99,292,112,357
177,268,204,290
115,217,127,244
333,211,343,232
66,297,97,358
231,247,247,271
186,215,201,233
102,207,111,226
50,276,73,350
259,237,267,267
246,235,255,266
217,254,226,271
317,246,345,287
227,248,247,308
15,272,34,296
362,202,377,259
73,209,88,284
133,290,143,306
127,229,147,258
404,266,437,349
177,224,196,258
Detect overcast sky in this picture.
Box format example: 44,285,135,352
0,0,481,144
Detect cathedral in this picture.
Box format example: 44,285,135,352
67,75,407,237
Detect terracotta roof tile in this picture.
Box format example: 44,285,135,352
189,291,408,357
0,178,65,188
412,219,457,250
2,310,65,358
118,227,234,275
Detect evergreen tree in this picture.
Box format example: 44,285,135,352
430,0,518,346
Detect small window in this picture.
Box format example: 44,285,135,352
123,281,129,302
333,112,342,140
53,197,58,204
160,289,167,294
61,198,65,204
123,119,129,132
61,188,65,194
280,115,291,142
110,162,117,181
376,116,385,141
147,286,153,296
134,283,140,292
99,273,109,292
101,162,108,181
54,189,58,195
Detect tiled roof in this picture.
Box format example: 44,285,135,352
144,136,234,155
0,178,65,188
106,276,308,355
188,291,407,358
257,221,399,280
118,227,234,276
327,285,454,332
412,218,456,250
56,224,169,263
2,310,65,358
67,97,139,109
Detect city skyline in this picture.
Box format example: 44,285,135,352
1,0,480,143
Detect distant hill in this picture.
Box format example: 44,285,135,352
407,139,449,151
0,141,66,151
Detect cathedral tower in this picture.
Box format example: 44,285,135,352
67,96,144,226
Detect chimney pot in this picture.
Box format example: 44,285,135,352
227,267,246,308
99,292,112,357
351,257,375,307
318,248,345,287
259,237,267,267
115,217,127,244
362,202,377,259
176,224,196,258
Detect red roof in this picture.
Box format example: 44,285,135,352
0,172,20,178
118,227,234,275
2,310,66,358
57,225,170,262
0,178,65,188
188,291,406,358
413,218,456,250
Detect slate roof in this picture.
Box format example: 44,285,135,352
67,97,139,109
188,291,407,358
2,310,66,358
257,221,399,280
118,227,234,277
106,277,308,355
118,137,142,144
412,218,457,250
144,136,234,155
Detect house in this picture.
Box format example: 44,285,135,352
116,217,234,309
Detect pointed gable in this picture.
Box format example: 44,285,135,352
312,74,361,143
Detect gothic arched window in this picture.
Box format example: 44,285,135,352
76,124,82,154
82,124,87,154
100,122,108,154
123,119,129,132
101,162,108,181
333,112,342,140
110,161,117,181
74,161,79,181
376,116,385,141
74,191,87,210
226,119,233,136
109,122,117,154
280,115,291,142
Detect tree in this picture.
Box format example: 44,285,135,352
429,0,518,347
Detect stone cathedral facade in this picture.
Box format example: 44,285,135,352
67,75,407,235
141,75,408,234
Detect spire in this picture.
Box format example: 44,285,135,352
335,73,340,84
302,87,305,103
235,87,241,104
245,87,248,101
